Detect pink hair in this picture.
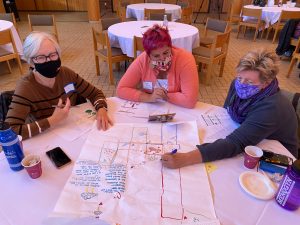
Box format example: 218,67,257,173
142,24,172,55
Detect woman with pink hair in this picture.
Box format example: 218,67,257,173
116,24,199,108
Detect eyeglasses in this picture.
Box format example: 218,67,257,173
32,52,59,64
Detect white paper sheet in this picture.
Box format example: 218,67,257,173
51,103,96,141
53,121,219,225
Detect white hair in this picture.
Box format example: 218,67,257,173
23,31,61,64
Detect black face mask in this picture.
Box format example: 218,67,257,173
34,58,61,78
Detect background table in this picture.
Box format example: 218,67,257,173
108,21,199,58
0,20,23,57
244,5,300,27
126,3,181,21
0,97,299,225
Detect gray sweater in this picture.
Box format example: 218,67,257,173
198,81,298,162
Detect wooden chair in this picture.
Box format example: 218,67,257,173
287,37,300,78
0,13,19,34
149,13,172,21
100,17,122,31
266,10,300,43
133,36,144,59
192,30,231,85
0,29,23,75
178,6,193,24
237,7,265,41
227,0,243,24
118,6,137,22
28,14,59,42
200,18,230,47
92,28,130,85
144,8,165,20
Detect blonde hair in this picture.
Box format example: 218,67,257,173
23,31,61,64
236,49,279,83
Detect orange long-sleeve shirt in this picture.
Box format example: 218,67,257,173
116,47,199,108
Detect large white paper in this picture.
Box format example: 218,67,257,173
53,121,219,225
51,103,96,141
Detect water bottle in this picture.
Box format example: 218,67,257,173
275,160,300,210
163,14,168,28
0,121,24,171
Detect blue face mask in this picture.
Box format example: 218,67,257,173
235,78,261,99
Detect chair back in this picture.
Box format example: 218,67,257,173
92,28,112,57
0,13,14,23
228,0,243,21
214,29,231,51
180,7,193,24
149,13,172,21
28,14,58,42
205,18,229,34
118,6,127,21
100,17,122,31
279,10,300,21
133,36,144,58
241,7,262,20
28,14,54,26
144,8,165,19
0,29,23,74
0,29,13,46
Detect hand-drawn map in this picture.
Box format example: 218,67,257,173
53,122,220,225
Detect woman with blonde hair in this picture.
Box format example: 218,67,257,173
161,49,298,168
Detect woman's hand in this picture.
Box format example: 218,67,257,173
140,88,168,103
48,98,71,127
96,108,113,131
161,149,203,169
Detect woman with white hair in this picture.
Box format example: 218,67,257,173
5,31,112,139
161,49,299,168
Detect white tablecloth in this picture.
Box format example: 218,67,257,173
244,5,300,27
108,21,199,57
0,20,23,57
126,3,181,21
0,97,299,225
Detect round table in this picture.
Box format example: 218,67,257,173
244,5,300,27
126,3,181,21
0,20,23,57
108,21,199,58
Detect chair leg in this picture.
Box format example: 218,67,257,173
272,29,278,43
16,56,23,75
243,26,247,37
219,58,226,77
6,61,12,73
108,60,114,85
95,56,100,76
253,28,258,42
236,25,241,39
266,27,271,40
205,63,213,85
287,57,298,78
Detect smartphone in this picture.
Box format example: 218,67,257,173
46,147,72,168
260,150,293,167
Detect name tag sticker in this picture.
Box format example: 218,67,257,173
143,81,153,90
64,83,76,94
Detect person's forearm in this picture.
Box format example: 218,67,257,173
186,149,203,165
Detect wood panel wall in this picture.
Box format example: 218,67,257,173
15,0,87,11
0,1,5,13
14,0,231,13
